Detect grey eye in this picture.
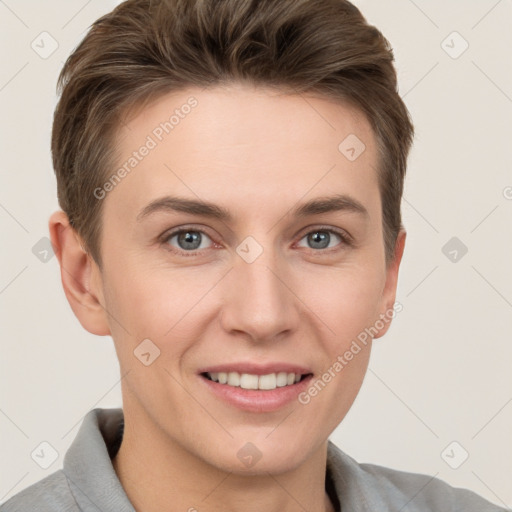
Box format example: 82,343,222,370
297,230,343,250
166,230,213,251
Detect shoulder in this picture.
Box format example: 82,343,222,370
359,460,507,511
0,470,79,512
327,441,509,512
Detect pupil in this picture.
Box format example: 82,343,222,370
310,231,329,249
179,231,201,250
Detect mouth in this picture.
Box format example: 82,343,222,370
201,371,313,391
196,362,315,412
199,370,314,412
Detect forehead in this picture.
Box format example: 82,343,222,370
107,83,380,225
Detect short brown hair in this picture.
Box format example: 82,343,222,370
52,0,414,268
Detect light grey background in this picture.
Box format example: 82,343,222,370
1,0,511,507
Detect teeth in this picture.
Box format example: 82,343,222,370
240,373,259,389
205,371,305,390
276,372,288,387
259,373,277,390
227,372,240,386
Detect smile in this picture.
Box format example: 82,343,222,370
203,371,310,390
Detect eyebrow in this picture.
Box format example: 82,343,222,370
136,193,369,223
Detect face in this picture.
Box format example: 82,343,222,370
81,83,403,474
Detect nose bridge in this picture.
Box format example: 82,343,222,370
220,238,298,341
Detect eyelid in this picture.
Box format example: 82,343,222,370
296,224,353,243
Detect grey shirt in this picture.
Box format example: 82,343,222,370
1,408,508,511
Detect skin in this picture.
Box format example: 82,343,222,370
49,82,406,512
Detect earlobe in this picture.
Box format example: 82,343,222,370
373,228,407,340
48,210,111,336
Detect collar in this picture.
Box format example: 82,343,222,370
63,407,373,512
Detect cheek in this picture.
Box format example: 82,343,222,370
103,263,222,348
299,264,385,338
297,270,381,415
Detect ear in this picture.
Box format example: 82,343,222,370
48,210,111,336
373,228,406,340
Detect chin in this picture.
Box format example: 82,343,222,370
201,436,313,476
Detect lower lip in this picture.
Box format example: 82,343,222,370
198,374,314,413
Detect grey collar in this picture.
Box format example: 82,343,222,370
63,407,371,512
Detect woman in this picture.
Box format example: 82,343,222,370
2,1,507,511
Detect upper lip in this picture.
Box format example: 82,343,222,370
198,362,313,376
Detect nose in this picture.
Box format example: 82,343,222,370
219,245,300,344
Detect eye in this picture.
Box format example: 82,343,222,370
296,227,352,251
161,225,352,257
163,227,214,255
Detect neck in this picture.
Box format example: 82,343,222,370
112,403,336,512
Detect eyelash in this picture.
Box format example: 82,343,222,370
160,225,353,257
